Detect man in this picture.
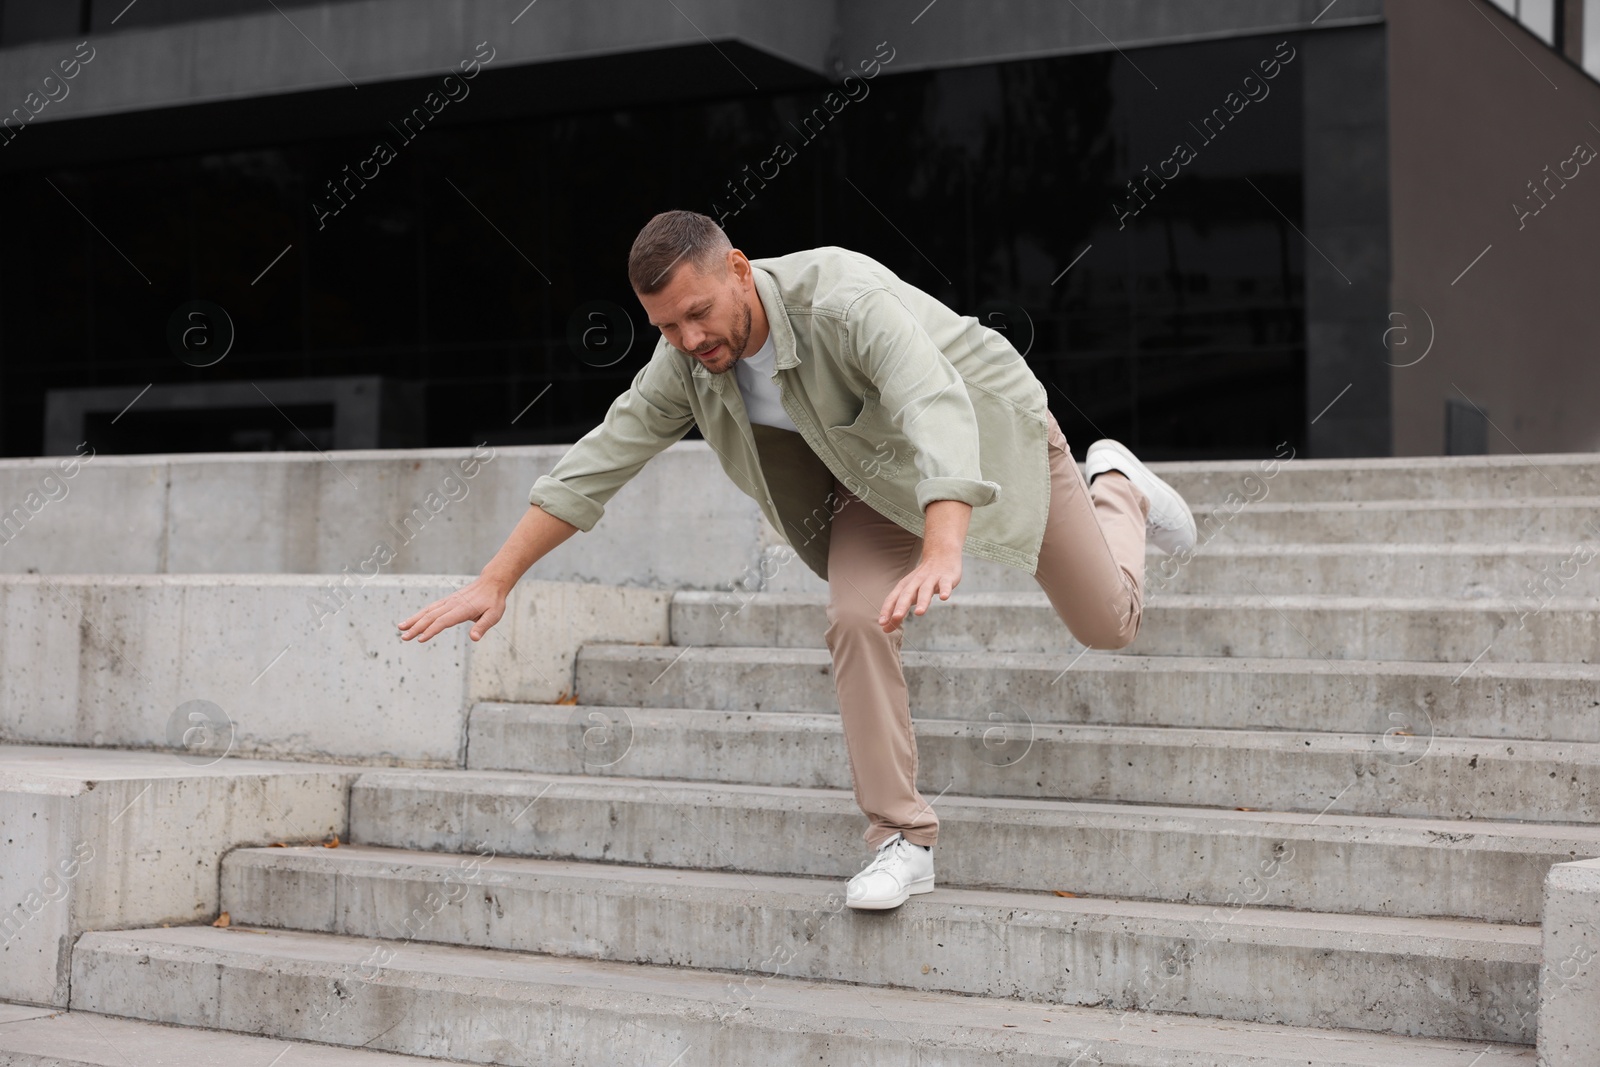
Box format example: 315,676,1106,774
398,209,1197,911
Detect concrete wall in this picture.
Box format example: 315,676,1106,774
0,561,667,1007
0,442,764,589
0,574,670,764
0,440,1050,593
0,748,354,1006
1386,0,1600,455
1540,857,1600,1065
0,565,665,1005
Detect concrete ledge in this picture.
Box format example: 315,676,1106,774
0,0,834,125
0,745,353,1007
0,574,669,765
1539,857,1600,1064
842,0,1385,75
0,0,1397,131
0,442,764,589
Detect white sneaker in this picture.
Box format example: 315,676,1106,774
1083,438,1197,555
845,832,935,911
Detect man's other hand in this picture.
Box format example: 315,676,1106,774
878,497,970,632
878,550,962,633
398,577,509,643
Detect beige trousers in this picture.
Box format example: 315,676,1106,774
820,409,1150,848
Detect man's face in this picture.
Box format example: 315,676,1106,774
636,251,754,375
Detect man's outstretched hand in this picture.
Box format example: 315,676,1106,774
398,576,509,643
399,504,577,644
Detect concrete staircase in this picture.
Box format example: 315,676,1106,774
23,455,1600,1064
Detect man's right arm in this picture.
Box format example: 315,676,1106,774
398,348,694,643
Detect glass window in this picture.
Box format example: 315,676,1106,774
0,33,1307,460
1586,0,1600,76
1519,0,1557,44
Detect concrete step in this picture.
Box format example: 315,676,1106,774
350,769,1600,923
219,844,1539,1043
1153,452,1600,503
1194,497,1600,544
670,591,1599,663
460,703,1600,823
1141,542,1600,599
0,1002,479,1066
573,644,1600,743
66,924,1536,1062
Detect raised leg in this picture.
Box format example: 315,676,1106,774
1031,410,1151,649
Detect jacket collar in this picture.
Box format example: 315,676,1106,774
755,267,800,370
691,266,799,382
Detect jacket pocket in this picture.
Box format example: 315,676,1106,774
824,399,912,483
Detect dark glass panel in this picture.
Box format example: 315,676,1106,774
0,32,1305,459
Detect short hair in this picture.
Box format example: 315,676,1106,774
628,210,732,294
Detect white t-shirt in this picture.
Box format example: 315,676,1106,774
734,329,800,432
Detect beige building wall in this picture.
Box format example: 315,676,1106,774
1387,0,1600,455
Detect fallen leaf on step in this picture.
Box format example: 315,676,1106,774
1053,891,1076,897
268,842,287,848
555,692,579,705
1234,807,1256,811
212,912,230,927
323,834,341,848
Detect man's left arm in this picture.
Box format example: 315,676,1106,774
845,287,1000,631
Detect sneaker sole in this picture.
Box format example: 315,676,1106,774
844,875,935,911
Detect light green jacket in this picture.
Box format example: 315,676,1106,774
528,246,1052,580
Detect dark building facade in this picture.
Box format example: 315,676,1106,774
0,0,1593,461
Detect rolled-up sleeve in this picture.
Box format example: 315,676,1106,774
527,347,695,531
845,287,1001,512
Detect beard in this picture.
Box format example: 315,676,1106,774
694,299,752,375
